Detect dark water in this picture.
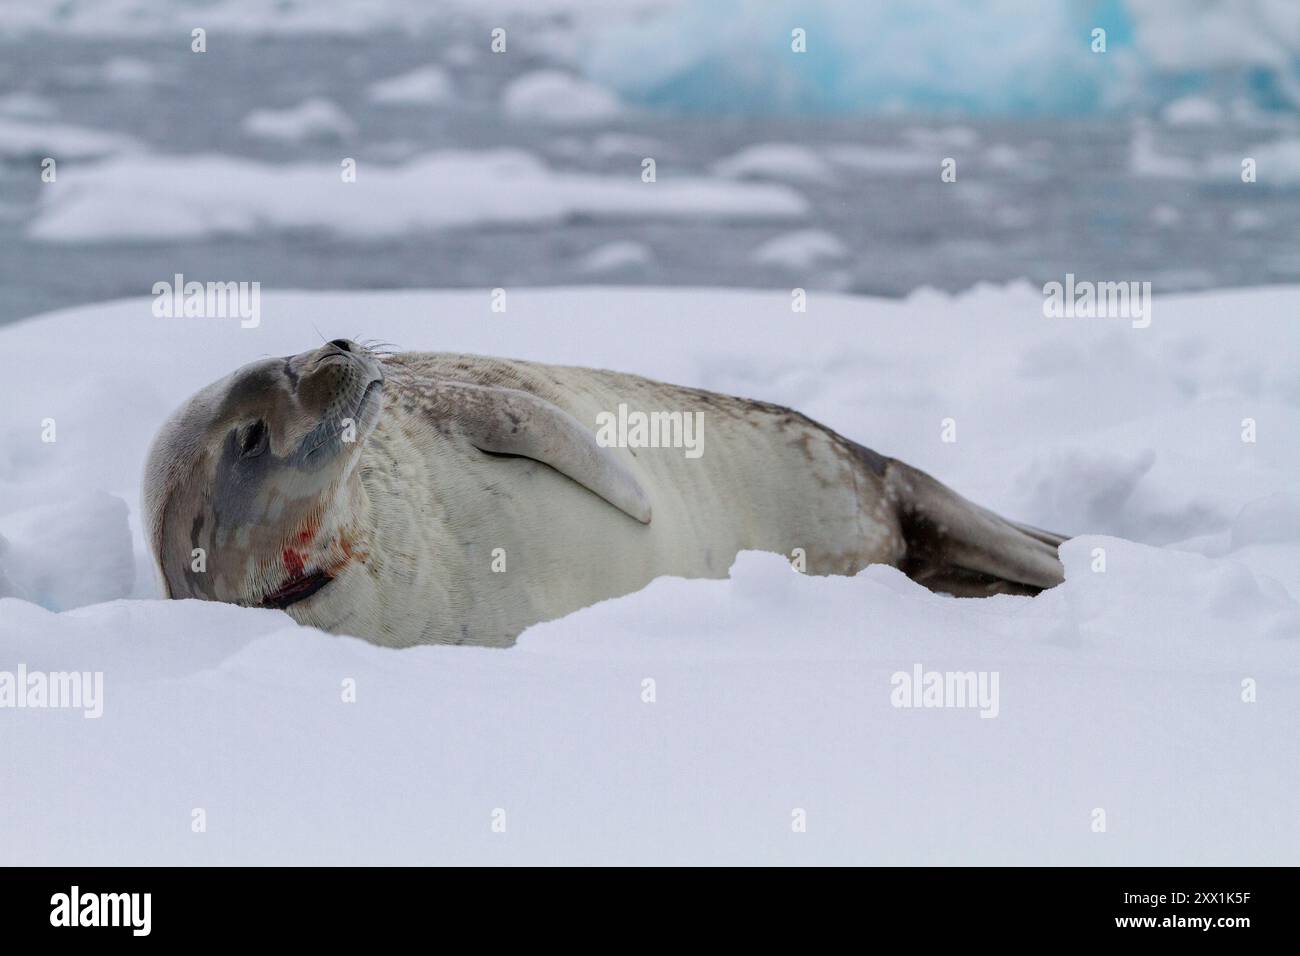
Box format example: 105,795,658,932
1,33,1296,324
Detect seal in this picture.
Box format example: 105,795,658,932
144,340,1067,647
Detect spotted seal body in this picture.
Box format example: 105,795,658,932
144,341,1066,647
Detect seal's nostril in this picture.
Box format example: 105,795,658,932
329,339,351,353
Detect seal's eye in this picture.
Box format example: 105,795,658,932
240,420,269,458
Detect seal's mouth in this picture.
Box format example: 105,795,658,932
261,569,334,609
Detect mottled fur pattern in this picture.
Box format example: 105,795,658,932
145,341,1066,647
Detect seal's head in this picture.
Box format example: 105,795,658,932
143,339,384,610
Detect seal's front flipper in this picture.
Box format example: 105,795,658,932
433,381,653,524
885,460,1066,596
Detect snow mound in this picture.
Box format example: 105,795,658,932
1230,493,1300,549
1059,536,1300,650
0,492,134,611
1,542,1295,865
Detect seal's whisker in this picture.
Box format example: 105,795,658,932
375,356,423,389
358,338,402,358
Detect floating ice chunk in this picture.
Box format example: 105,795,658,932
1150,204,1182,227
983,143,1023,170
592,133,668,159
1129,124,1198,179
28,150,808,242
0,91,56,118
501,70,622,125
242,97,357,143
443,43,477,68
0,116,139,160
100,56,160,87
576,240,653,275
824,144,931,173
368,66,453,105
713,143,834,183
1231,208,1267,231
903,125,978,148
1162,95,1222,126
751,229,848,270
1208,137,1300,184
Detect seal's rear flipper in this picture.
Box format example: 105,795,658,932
885,460,1067,597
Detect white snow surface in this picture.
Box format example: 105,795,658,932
0,285,1296,864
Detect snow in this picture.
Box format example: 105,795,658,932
0,493,134,611
241,98,358,143
501,70,623,125
27,150,808,242
0,284,1296,863
367,66,453,106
